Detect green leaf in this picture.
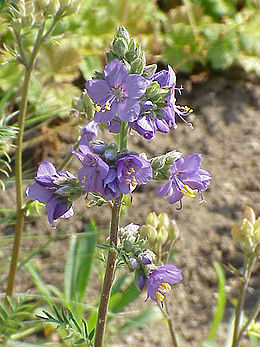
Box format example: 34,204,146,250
209,262,226,341
207,33,239,69
64,220,97,306
89,328,95,341
110,281,141,313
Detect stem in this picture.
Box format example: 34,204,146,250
94,122,128,347
5,22,46,299
238,296,260,340
157,300,179,347
94,200,121,347
231,255,256,347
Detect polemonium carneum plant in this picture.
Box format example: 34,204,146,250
27,26,211,347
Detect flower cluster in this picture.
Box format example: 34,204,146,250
72,121,153,201
26,161,78,226
85,59,192,140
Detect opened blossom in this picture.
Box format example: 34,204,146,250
136,264,182,304
157,153,211,208
26,161,74,226
86,59,148,123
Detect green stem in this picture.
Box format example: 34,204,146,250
231,255,256,347
238,296,260,340
94,123,128,347
5,22,46,299
157,300,179,347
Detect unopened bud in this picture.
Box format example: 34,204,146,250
146,81,160,99
113,38,128,58
104,149,117,162
157,213,169,230
157,226,168,245
46,0,60,16
244,206,256,225
116,26,130,43
146,212,158,229
65,0,82,15
167,219,180,242
142,64,157,79
92,142,106,154
140,225,157,244
130,52,145,74
35,0,50,11
123,239,134,252
59,0,72,8
125,39,139,62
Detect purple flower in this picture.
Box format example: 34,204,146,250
145,264,182,303
153,65,193,130
26,161,74,226
129,115,156,139
157,153,211,208
103,168,120,200
116,153,153,194
86,59,148,123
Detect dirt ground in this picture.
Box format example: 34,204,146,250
1,71,260,346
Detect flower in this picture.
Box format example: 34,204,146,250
85,59,148,123
26,161,74,226
157,153,211,208
145,264,182,303
116,153,153,194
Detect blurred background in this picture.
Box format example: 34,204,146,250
0,0,259,346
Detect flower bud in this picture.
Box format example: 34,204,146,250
142,64,157,79
106,50,118,63
104,149,117,162
65,0,82,15
244,206,256,225
116,26,130,43
146,212,158,229
59,0,72,8
167,219,179,242
45,0,60,16
113,38,128,58
35,0,50,11
145,81,160,99
123,239,134,252
232,220,255,254
125,38,139,62
157,213,169,230
139,250,155,265
130,52,145,74
92,142,106,154
140,225,157,244
130,257,139,269
157,226,168,245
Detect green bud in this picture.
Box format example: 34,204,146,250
232,221,255,254
142,64,157,79
140,225,157,244
65,0,82,15
123,239,134,252
157,213,169,230
145,81,160,99
125,38,139,62
35,0,50,12
157,226,168,245
59,0,72,8
244,206,256,225
146,212,158,229
130,54,145,74
106,50,118,64
113,38,128,58
46,0,60,16
116,26,130,43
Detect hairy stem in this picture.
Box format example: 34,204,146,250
94,200,121,347
231,255,256,347
157,300,179,347
94,122,128,347
5,22,46,299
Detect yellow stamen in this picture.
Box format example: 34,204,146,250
76,178,80,183
82,176,86,183
131,181,138,187
105,101,111,110
159,282,172,292
95,105,101,112
129,167,135,173
156,291,165,302
125,179,131,184
181,184,197,198
131,175,136,181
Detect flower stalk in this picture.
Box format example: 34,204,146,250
94,123,128,347
231,255,256,347
157,300,179,347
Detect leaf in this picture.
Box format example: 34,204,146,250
64,221,97,314
110,281,141,314
209,262,226,341
207,33,239,69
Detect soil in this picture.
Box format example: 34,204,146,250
1,72,260,347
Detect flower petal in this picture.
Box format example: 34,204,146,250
85,79,110,103
26,182,52,203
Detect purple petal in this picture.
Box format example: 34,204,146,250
156,181,172,197
117,100,140,122
37,161,56,176
85,79,110,103
124,74,148,98
180,153,201,173
26,182,52,203
94,102,118,123
104,59,128,87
